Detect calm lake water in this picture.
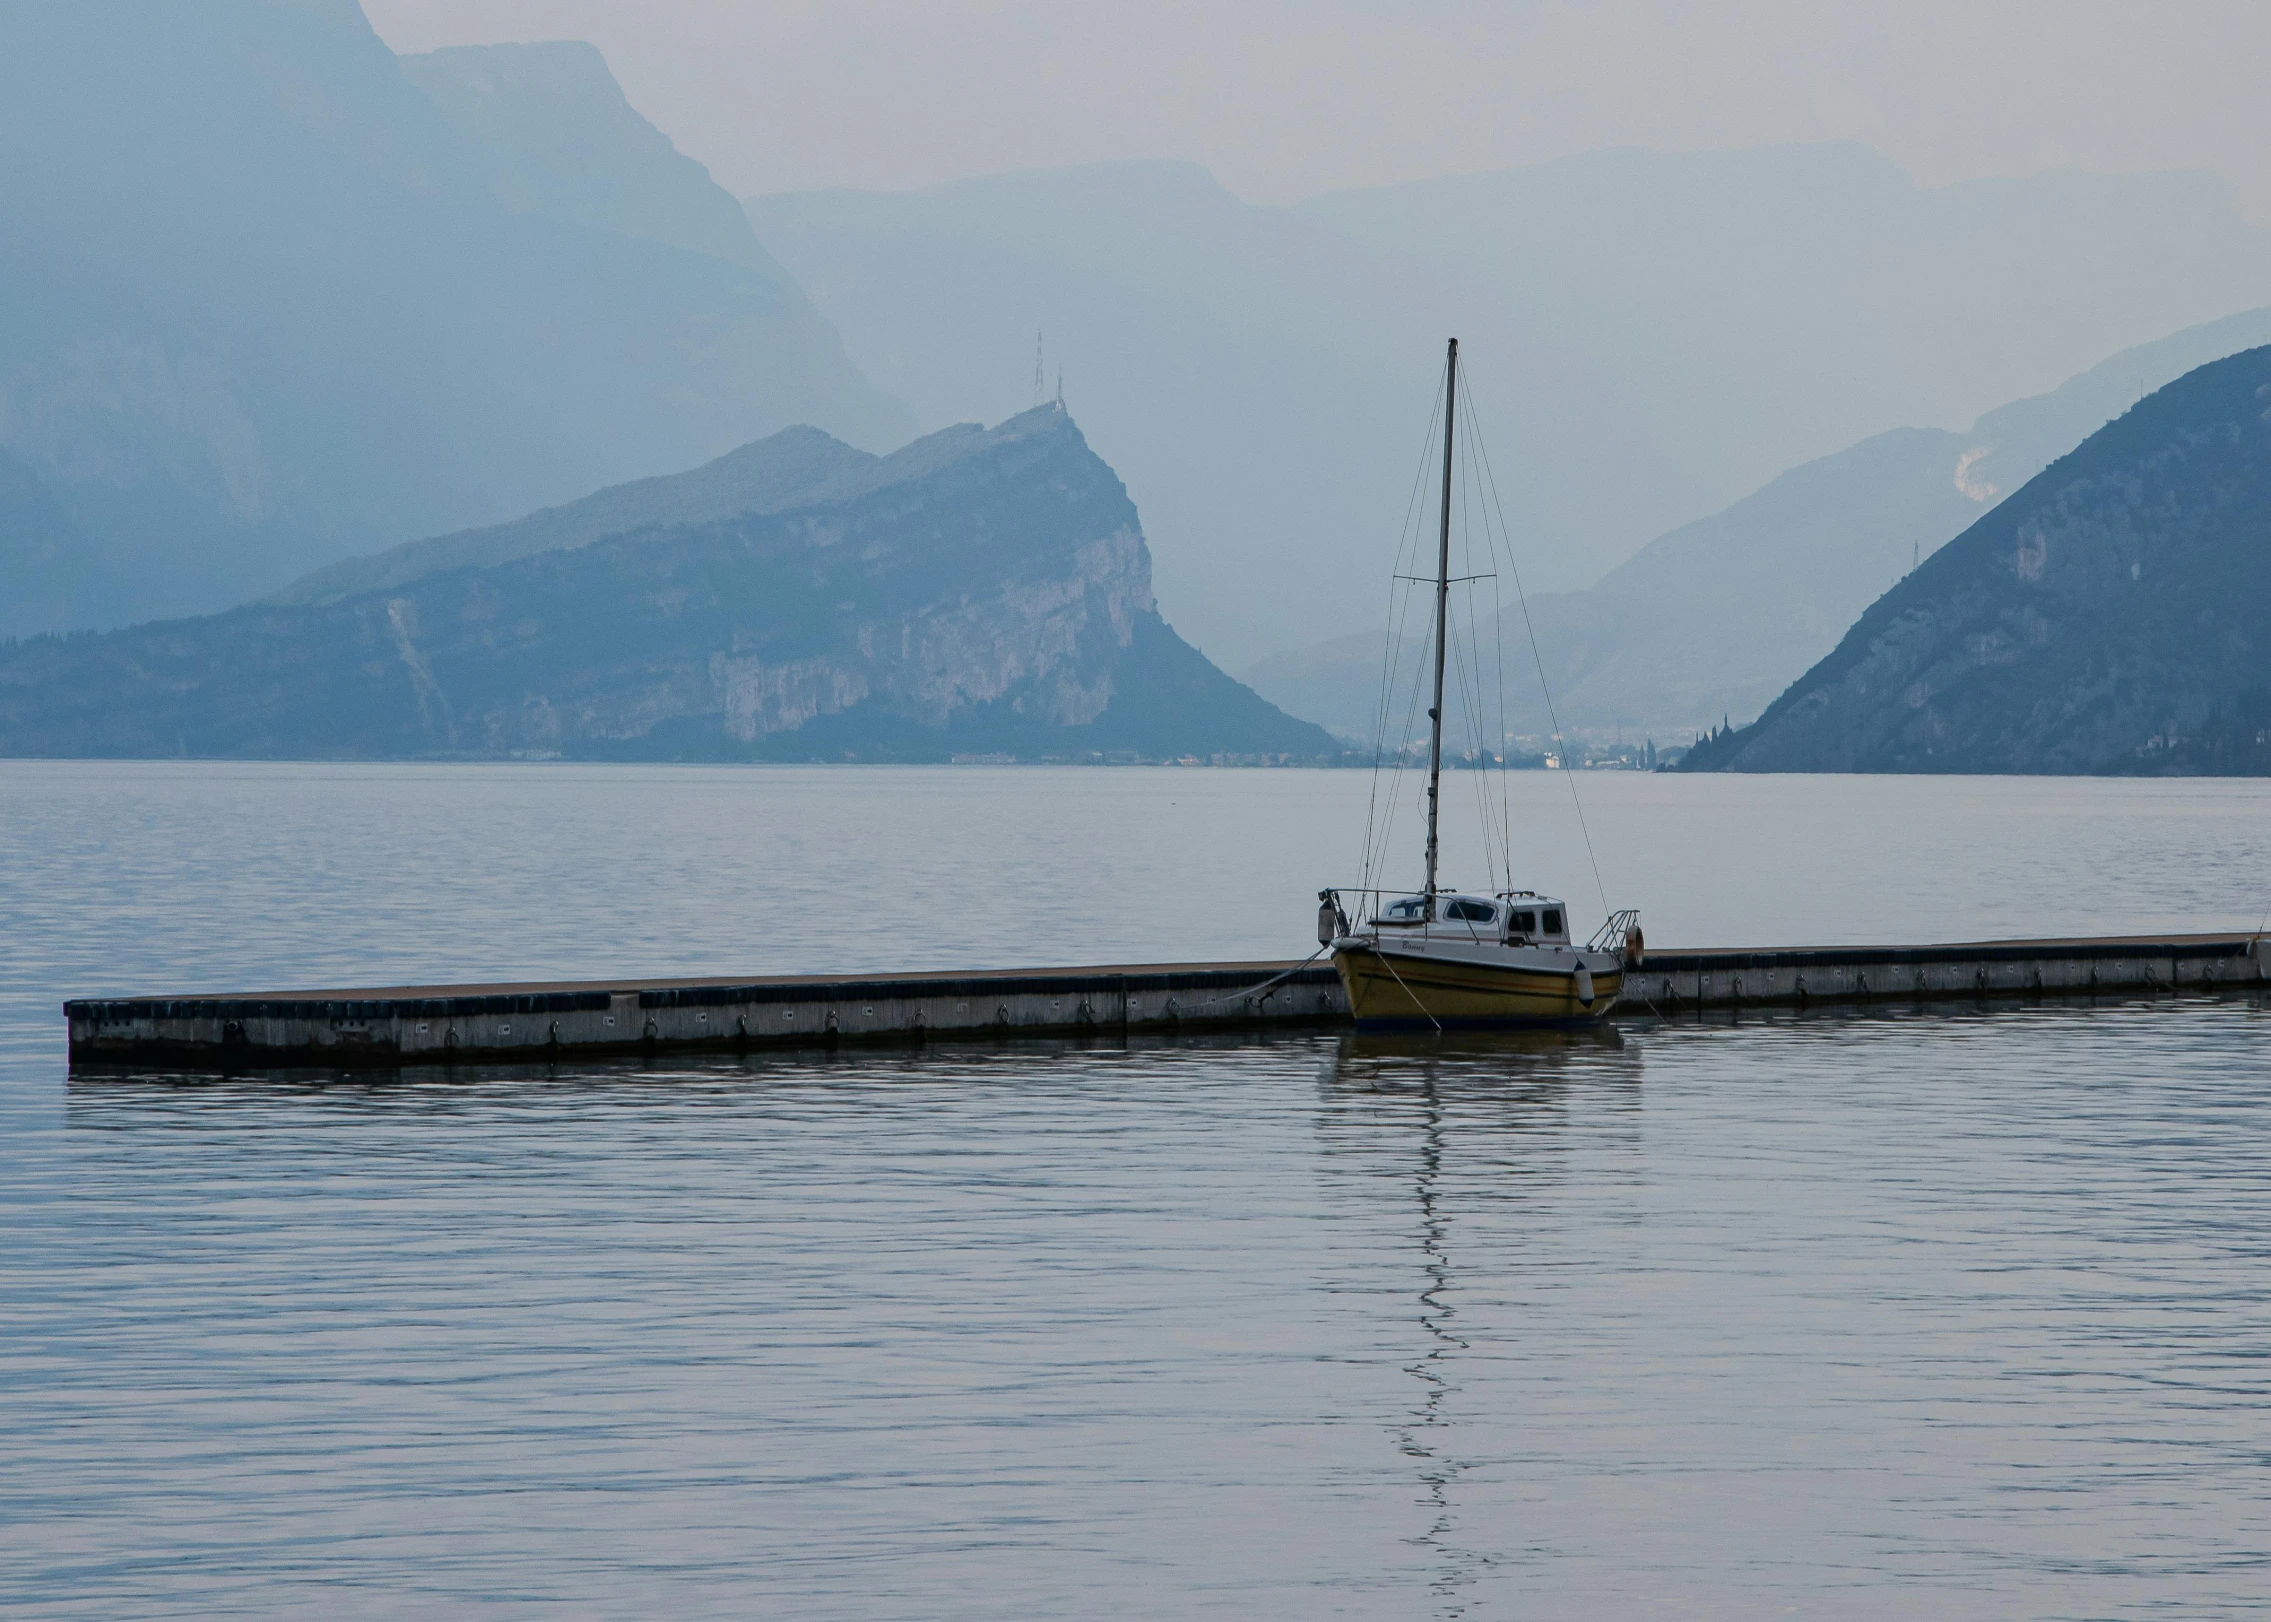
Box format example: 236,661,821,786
5,763,2271,1617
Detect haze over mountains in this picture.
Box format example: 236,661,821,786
1246,306,2271,745
7,3,2271,776
1682,347,2271,774
0,407,1328,763
751,147,2271,659
0,3,908,638
399,40,785,277
272,425,879,607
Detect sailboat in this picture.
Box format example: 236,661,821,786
1319,338,1642,1030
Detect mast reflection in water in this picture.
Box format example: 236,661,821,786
1321,1026,1640,1613
19,998,2271,1615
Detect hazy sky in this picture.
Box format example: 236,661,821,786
363,0,2271,211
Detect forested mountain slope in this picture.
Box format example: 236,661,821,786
1681,347,2271,773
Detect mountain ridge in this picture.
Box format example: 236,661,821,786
752,143,2271,659
273,425,890,606
400,40,793,278
0,4,910,636
0,407,1334,763
1679,346,2271,773
1242,304,2271,743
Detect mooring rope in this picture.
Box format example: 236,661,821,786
1370,945,1443,1033
1175,944,1331,1013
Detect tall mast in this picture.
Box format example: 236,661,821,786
1423,337,1457,902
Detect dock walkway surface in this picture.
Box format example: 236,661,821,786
65,933,2269,1070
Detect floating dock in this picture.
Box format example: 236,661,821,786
64,932,2268,1070
1628,932,2266,1014
66,961,1344,1069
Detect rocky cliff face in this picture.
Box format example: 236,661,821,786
1681,346,2271,774
0,407,1335,762
755,148,2271,660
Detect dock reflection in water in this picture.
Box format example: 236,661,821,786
12,1007,2271,1616
13,764,2271,1616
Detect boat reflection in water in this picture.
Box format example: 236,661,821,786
1319,1023,1641,1609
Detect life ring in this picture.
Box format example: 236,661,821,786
1623,923,1645,967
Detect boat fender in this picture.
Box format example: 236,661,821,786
1575,965,1595,1006
1317,890,1348,946
1623,923,1645,967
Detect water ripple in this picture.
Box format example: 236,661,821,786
8,765,2271,1615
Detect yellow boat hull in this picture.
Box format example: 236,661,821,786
1334,944,1622,1029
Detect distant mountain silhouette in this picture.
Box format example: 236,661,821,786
273,426,878,605
0,408,1334,763
400,40,790,277
0,6,909,636
751,147,2271,661
0,446,93,640
1244,306,2271,743
1681,347,2271,773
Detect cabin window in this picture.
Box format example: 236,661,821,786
1511,910,1536,935
1385,897,1428,920
1543,909,1564,935
1446,900,1495,923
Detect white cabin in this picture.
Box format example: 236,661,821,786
1373,890,1572,946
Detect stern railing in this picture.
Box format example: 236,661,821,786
1587,909,1644,957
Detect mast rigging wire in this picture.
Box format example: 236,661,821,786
1360,345,1614,923
1458,371,1609,919
1450,425,1504,889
